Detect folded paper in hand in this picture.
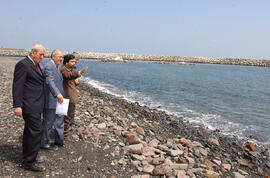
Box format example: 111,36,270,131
56,98,70,116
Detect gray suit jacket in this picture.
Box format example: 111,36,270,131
43,60,65,109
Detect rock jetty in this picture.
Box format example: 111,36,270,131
0,57,269,177
1,48,269,67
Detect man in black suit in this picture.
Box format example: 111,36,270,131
12,43,46,172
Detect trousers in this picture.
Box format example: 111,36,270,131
22,112,42,166
64,102,75,139
41,109,64,146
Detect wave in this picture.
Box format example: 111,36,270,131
80,76,269,145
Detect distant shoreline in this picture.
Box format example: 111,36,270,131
1,48,269,67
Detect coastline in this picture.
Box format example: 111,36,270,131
1,48,270,67
0,57,269,177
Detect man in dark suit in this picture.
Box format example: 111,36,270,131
12,43,46,172
41,49,65,149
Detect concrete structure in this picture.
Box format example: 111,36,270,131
0,48,269,67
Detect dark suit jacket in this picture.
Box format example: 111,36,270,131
12,56,45,113
60,65,80,104
43,60,65,109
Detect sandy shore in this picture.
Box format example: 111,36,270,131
0,57,269,177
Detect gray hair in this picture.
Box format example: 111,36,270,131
29,43,45,53
51,49,61,58
72,52,80,59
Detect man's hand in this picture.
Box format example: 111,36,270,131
81,66,88,73
57,94,64,103
14,108,22,117
75,79,79,85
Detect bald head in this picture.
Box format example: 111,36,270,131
51,49,63,66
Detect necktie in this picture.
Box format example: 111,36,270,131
57,66,59,71
36,64,40,72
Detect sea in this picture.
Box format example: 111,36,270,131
74,60,270,146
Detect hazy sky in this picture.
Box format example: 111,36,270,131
0,0,269,59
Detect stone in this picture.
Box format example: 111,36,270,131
238,169,249,176
131,122,138,127
145,157,153,164
142,164,155,173
137,127,146,136
169,149,184,156
189,168,204,173
72,134,79,140
113,129,122,137
97,123,106,129
204,173,218,178
152,147,166,155
185,156,194,165
237,158,252,168
126,134,141,145
118,158,127,166
175,170,188,178
131,160,141,166
166,139,174,147
130,176,140,178
152,157,164,165
123,143,143,152
233,172,245,178
213,159,221,166
132,154,145,161
246,142,256,152
164,166,174,177
170,163,188,170
222,163,231,171
192,141,204,147
205,160,214,171
164,158,173,166
199,147,208,156
149,139,159,148
158,144,169,151
177,137,188,145
177,156,187,163
152,166,166,176
208,138,220,146
141,175,150,178
141,146,155,156
248,151,257,158
249,135,259,141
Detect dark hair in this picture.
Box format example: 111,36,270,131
63,54,75,65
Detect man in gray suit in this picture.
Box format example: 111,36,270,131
41,49,65,149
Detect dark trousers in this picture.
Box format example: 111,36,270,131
22,112,43,166
64,103,75,139
69,104,76,125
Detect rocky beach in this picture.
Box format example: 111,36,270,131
0,57,269,177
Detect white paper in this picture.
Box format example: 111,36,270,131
56,98,70,116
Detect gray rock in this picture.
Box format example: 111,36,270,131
233,172,245,178
208,138,220,146
169,149,184,157
170,163,188,170
142,164,155,173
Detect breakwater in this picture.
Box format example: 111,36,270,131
0,48,269,67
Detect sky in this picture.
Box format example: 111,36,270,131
0,0,269,59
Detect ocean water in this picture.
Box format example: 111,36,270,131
75,60,270,145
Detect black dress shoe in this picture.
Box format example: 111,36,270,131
40,144,52,150
22,163,45,172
